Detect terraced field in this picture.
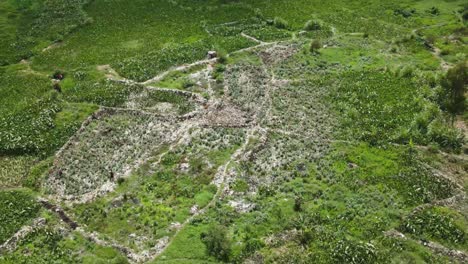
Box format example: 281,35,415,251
1,0,467,263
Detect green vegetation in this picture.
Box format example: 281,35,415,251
0,227,129,264
440,61,467,124
400,206,468,250
1,0,467,263
0,190,40,244
201,224,232,262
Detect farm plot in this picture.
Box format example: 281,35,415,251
266,80,334,137
70,127,246,253
44,109,182,200
227,131,332,196
224,62,270,119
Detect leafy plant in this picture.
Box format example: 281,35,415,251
201,224,232,262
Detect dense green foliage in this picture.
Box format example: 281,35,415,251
0,0,91,65
201,224,232,262
0,190,40,244
440,61,467,123
400,206,467,250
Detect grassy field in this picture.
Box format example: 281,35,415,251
0,0,466,263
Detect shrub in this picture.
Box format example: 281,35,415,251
304,20,323,31
440,61,467,124
333,239,377,264
182,78,195,89
298,228,314,246
242,237,264,256
52,70,65,80
398,66,415,78
201,224,232,262
394,8,416,18
273,17,289,29
428,7,440,15
427,118,464,152
310,39,322,53
254,8,263,19
217,49,228,64
294,196,303,212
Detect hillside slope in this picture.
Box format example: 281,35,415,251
0,1,467,263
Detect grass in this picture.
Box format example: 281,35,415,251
155,224,216,263
151,64,207,90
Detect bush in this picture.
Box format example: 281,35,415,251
398,66,415,78
428,7,440,15
217,50,228,64
182,78,195,89
333,239,377,264
427,118,464,152
294,196,303,212
304,20,323,31
310,39,322,53
440,61,467,124
273,17,289,29
201,224,232,262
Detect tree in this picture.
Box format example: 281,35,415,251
201,224,231,262
310,39,322,53
441,61,467,125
